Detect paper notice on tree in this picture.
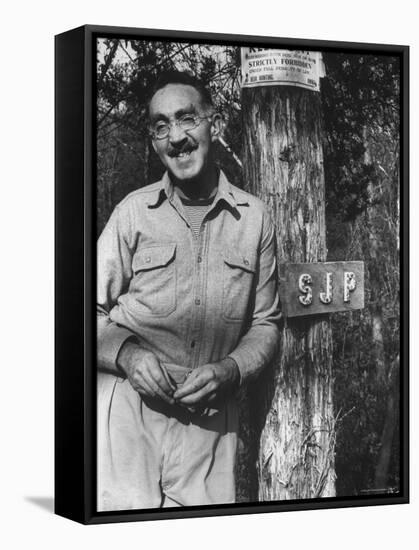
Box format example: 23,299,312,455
241,48,325,91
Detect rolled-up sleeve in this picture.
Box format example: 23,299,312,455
97,206,138,373
228,210,281,384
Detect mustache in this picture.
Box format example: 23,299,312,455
168,144,198,157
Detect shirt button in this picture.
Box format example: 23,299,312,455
243,258,249,266
195,298,201,305
197,255,202,263
146,257,151,263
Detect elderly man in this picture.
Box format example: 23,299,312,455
97,71,280,511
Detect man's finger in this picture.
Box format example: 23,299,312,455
143,369,175,404
144,357,175,396
173,371,210,399
135,372,157,399
176,382,215,406
148,366,176,397
159,363,177,393
151,371,174,397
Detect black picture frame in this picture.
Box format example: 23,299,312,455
55,24,409,524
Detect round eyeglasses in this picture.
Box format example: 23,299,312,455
149,113,213,140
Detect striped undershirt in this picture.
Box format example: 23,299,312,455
180,196,215,238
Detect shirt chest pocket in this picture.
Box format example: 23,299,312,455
222,249,256,322
130,244,177,317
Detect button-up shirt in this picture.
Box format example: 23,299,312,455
97,170,280,383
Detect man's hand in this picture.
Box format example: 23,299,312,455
173,357,240,408
117,341,176,405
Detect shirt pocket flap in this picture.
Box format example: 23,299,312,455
133,244,176,272
223,249,256,273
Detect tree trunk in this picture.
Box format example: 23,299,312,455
363,126,399,490
242,86,336,500
374,357,399,490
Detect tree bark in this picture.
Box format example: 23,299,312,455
363,126,399,490
374,356,399,489
242,86,336,500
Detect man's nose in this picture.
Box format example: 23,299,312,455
168,123,188,145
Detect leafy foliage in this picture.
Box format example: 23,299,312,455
322,53,400,495
322,53,399,222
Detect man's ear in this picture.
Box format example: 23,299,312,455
151,138,157,154
210,113,223,142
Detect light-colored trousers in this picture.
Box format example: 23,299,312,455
97,369,238,512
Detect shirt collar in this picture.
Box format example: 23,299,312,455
147,169,249,211
213,169,249,210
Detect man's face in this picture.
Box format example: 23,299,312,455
149,83,219,182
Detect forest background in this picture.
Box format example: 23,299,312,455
96,38,401,500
